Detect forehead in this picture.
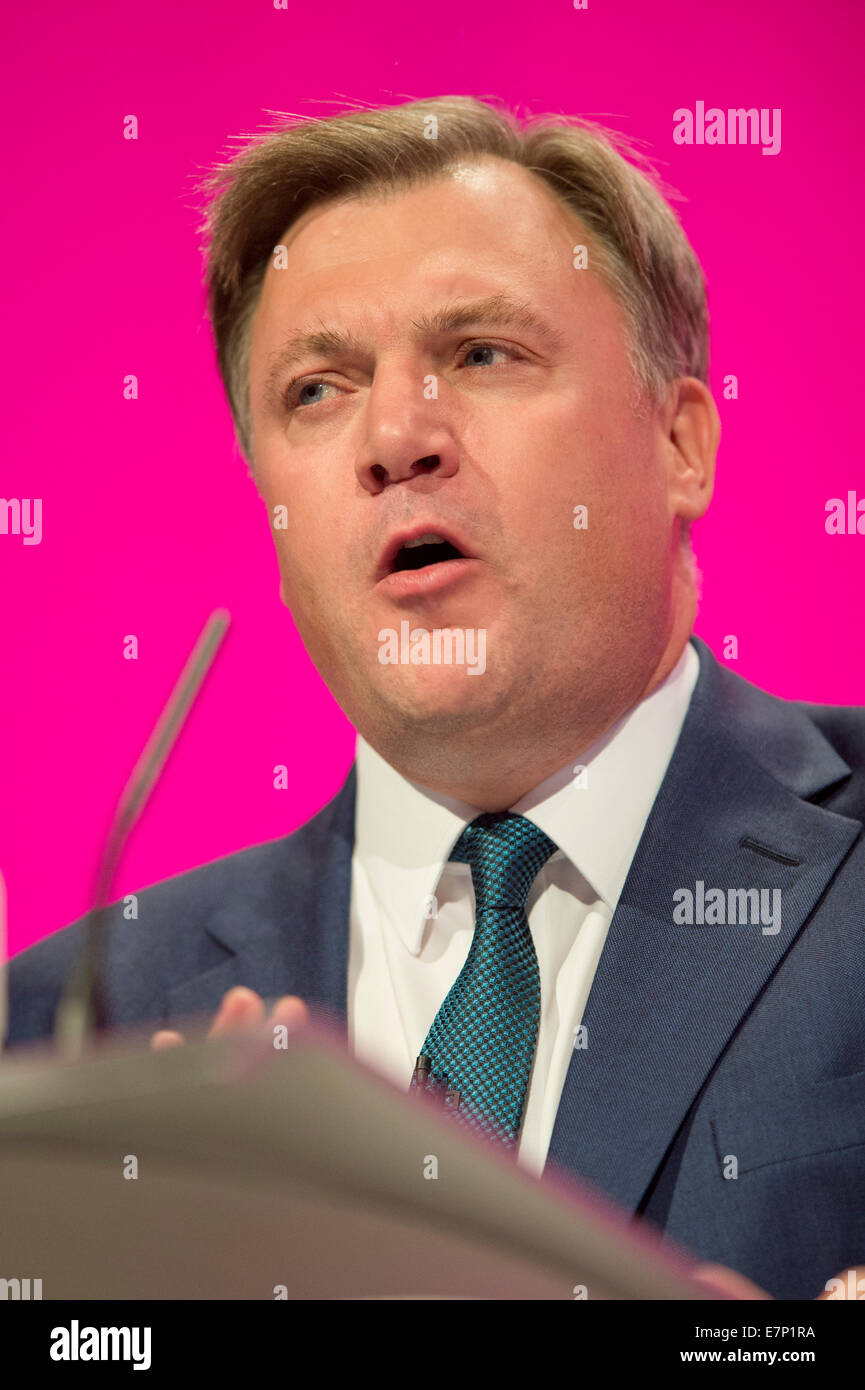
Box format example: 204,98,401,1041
250,158,618,359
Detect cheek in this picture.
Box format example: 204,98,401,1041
498,408,666,595
259,457,343,572
496,399,648,539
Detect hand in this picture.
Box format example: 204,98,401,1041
691,1261,865,1300
150,985,309,1050
151,1000,863,1305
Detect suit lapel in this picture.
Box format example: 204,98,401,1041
161,642,861,1216
166,766,356,1038
545,639,861,1210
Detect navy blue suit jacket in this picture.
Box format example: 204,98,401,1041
7,637,865,1299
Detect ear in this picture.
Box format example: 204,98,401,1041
661,377,720,525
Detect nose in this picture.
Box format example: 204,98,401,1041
355,363,460,493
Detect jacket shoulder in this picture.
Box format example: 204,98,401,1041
794,698,865,816
797,698,865,758
6,769,356,1047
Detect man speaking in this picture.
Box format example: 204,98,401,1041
7,96,865,1300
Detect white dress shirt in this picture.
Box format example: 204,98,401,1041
347,640,700,1176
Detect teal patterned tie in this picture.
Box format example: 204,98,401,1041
410,812,558,1152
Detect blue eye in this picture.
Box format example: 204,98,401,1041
284,341,520,412
295,380,331,407
462,344,509,367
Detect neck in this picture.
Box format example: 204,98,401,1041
357,567,697,810
369,630,693,812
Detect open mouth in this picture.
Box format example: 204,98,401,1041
391,534,465,573
375,525,476,592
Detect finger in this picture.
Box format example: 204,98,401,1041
207,986,266,1039
691,1261,772,1300
817,1267,865,1300
268,995,309,1033
150,1030,186,1051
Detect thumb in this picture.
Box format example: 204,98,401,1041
691,1261,772,1300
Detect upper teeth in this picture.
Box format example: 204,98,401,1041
403,533,446,548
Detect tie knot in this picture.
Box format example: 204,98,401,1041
449,812,558,910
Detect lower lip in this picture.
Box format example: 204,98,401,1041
376,557,478,597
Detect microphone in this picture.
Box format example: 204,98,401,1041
52,609,231,1061
0,868,6,1052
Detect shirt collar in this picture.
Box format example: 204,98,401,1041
354,639,700,956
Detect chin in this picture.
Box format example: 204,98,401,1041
372,666,503,732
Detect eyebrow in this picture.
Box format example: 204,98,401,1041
262,294,565,405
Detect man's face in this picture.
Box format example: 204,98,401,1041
248,158,690,759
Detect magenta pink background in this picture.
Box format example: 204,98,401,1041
2,0,863,956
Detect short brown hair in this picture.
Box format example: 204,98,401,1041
196,95,709,466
